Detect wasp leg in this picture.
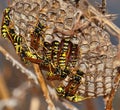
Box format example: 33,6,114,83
64,70,85,96
56,70,85,98
20,49,44,64
47,66,61,80
47,66,70,80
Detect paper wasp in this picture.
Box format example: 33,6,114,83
8,27,43,64
56,70,86,102
45,37,79,80
1,7,11,39
30,22,45,50
1,8,44,64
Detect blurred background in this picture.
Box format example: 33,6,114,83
0,0,120,110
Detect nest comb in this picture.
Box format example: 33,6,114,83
8,0,120,103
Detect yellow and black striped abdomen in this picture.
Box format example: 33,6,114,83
44,38,79,79
9,28,23,54
9,28,22,45
58,38,72,70
1,24,9,39
14,43,23,54
13,35,22,44
1,7,11,39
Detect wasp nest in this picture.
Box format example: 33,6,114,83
9,0,120,100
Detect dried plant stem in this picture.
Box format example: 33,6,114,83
0,45,56,109
105,70,120,110
80,0,120,37
33,64,56,110
0,75,10,99
47,85,58,101
0,46,38,84
0,74,14,110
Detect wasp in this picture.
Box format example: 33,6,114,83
64,70,85,96
21,21,46,63
55,38,72,79
2,20,43,64
45,37,80,81
1,7,11,39
8,28,22,43
44,41,68,80
21,49,43,64
31,22,45,50
46,38,73,80
42,41,58,79
58,38,71,70
1,7,23,54
10,21,44,63
56,85,88,102
56,70,85,101
16,21,46,64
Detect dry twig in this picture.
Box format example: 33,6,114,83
0,75,10,99
0,74,14,110
0,46,38,84
47,85,58,101
33,64,56,110
79,0,120,38
0,99,17,110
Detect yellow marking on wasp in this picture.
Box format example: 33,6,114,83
66,94,90,102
